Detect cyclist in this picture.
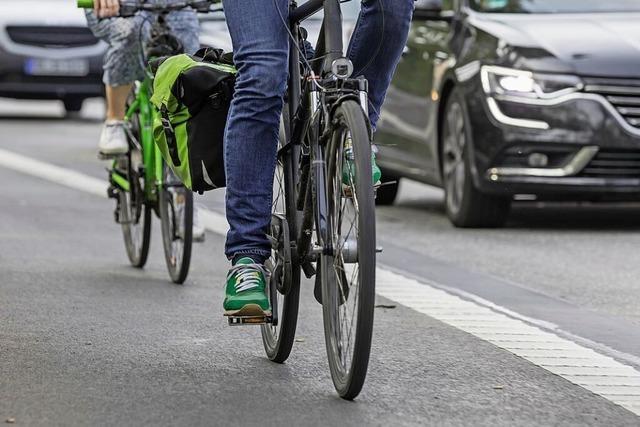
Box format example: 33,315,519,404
93,0,413,317
221,0,414,318
86,0,205,240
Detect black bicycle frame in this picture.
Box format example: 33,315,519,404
285,0,346,271
287,0,344,114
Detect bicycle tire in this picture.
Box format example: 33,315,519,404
320,100,376,400
121,97,151,268
121,189,152,268
159,164,193,284
261,106,301,363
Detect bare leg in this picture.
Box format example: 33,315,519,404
105,84,132,121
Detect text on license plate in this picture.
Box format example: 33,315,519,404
24,58,90,77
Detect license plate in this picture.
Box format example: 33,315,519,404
24,58,89,77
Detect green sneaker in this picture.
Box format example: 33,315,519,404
223,257,271,316
342,137,381,186
372,150,382,185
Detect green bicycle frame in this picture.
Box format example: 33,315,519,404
111,76,164,202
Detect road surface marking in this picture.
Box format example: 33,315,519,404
0,148,108,197
375,268,640,415
1,148,639,417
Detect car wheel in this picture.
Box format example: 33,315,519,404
441,88,510,228
63,98,84,114
375,169,400,206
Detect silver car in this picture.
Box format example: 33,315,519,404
0,0,107,113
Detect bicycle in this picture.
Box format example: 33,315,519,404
81,0,376,400
78,0,217,284
251,0,377,400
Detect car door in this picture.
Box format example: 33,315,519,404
376,0,456,184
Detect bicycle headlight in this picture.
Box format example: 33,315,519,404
481,65,583,99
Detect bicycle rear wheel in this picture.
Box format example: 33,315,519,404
261,108,301,363
159,164,193,284
320,100,376,400
120,104,151,268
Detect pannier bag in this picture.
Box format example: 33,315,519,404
150,48,236,193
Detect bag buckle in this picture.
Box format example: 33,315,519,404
160,106,182,167
160,107,174,135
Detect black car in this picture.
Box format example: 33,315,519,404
376,0,640,227
0,0,105,113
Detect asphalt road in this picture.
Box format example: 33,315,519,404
1,99,640,426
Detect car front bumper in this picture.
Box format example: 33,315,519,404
0,48,104,100
464,78,640,199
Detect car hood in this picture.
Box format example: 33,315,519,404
470,12,640,77
0,0,88,26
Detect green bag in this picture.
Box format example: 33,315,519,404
150,48,236,193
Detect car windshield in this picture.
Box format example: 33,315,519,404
469,0,640,13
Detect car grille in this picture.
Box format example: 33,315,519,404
6,26,98,48
579,149,640,178
583,77,640,129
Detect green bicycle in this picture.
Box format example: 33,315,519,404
80,0,215,283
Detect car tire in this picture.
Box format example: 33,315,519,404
441,88,510,228
375,169,400,206
63,98,84,114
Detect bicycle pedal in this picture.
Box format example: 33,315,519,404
227,315,272,326
342,184,354,198
342,182,382,198
107,185,119,199
225,305,272,326
98,152,126,161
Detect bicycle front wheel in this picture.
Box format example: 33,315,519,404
320,100,376,400
159,164,193,284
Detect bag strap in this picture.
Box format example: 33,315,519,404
193,47,235,66
193,47,224,63
160,105,182,167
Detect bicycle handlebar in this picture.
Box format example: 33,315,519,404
77,0,220,15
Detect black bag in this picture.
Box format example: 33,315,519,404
150,48,236,193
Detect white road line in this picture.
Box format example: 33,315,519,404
0,148,108,197
0,147,232,232
376,268,640,416
1,148,639,417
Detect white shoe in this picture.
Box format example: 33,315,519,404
193,207,206,243
98,120,128,156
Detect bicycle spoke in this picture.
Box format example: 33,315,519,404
321,101,377,400
326,127,365,376
158,163,192,284
260,110,301,363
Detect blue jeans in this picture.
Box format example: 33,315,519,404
223,0,414,262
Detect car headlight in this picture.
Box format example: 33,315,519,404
481,65,583,99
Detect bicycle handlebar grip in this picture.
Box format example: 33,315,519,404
77,0,94,9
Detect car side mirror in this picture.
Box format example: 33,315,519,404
413,0,454,21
